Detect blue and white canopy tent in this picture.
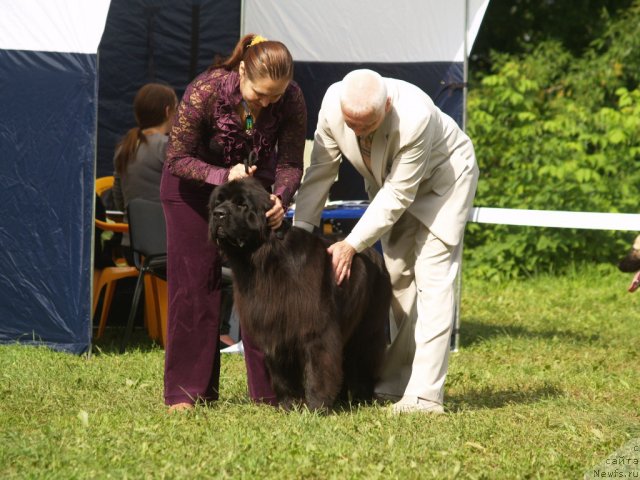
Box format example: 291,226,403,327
0,1,110,354
0,0,488,354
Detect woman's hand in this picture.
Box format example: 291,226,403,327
228,163,257,181
327,241,356,285
266,195,285,230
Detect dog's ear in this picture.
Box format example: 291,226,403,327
243,178,274,214
209,185,222,212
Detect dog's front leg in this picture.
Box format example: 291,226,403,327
265,353,304,410
303,326,343,412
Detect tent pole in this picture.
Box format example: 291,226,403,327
452,0,470,353
240,0,246,35
463,0,469,131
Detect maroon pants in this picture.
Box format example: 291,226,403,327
160,170,277,406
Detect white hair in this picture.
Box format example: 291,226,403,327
339,69,387,118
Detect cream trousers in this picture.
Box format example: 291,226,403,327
375,212,461,404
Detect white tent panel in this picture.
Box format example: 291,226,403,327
242,0,489,62
0,0,111,54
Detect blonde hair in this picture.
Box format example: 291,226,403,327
340,69,387,118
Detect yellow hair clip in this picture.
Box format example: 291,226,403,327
249,35,268,47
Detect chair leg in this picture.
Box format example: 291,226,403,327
145,276,168,347
155,278,168,347
121,271,145,353
92,269,103,318
96,280,117,339
143,276,160,341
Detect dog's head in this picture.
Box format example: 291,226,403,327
208,177,273,253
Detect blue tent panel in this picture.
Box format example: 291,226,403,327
0,49,96,354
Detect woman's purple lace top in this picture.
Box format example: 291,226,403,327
166,68,307,207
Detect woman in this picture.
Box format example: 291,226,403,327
161,34,307,411
112,83,178,210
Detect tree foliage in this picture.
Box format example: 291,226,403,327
471,0,633,71
465,1,640,280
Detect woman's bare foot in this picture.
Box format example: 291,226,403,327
167,402,194,413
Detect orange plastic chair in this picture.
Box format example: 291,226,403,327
143,275,167,346
93,176,139,338
93,266,139,338
93,259,166,342
94,176,168,346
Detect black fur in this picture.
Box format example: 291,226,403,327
209,177,391,411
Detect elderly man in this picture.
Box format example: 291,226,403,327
293,69,479,414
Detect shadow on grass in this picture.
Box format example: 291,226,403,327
90,326,161,355
447,382,564,412
458,318,600,348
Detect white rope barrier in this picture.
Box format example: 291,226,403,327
450,207,639,352
468,207,640,231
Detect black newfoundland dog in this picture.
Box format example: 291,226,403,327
209,177,391,410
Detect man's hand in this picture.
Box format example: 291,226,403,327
266,194,284,230
228,163,257,181
327,240,356,285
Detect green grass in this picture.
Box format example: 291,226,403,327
1,264,639,479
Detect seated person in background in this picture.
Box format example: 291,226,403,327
112,83,178,210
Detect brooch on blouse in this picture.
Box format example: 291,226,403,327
241,99,254,136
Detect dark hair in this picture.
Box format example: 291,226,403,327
211,33,294,82
115,83,177,176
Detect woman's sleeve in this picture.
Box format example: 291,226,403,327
272,84,307,208
165,79,230,185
